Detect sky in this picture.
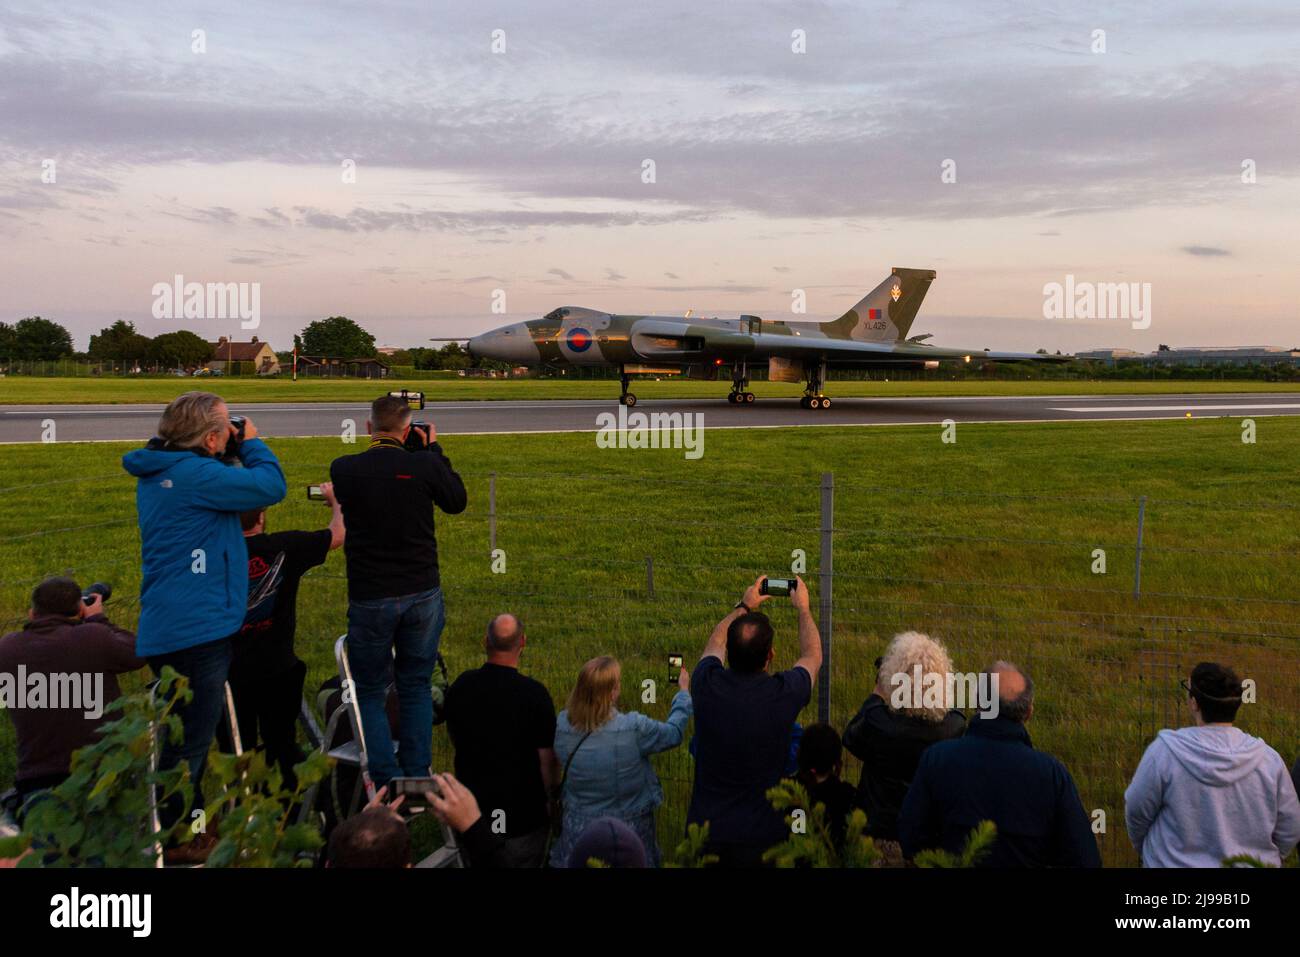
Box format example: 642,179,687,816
1,0,1298,353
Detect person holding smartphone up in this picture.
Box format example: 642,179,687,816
685,574,821,867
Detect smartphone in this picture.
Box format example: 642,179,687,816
387,776,442,804
307,485,325,501
760,577,797,597
668,653,684,685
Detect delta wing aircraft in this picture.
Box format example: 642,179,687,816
464,268,1069,409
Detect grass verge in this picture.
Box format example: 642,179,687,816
1,417,1297,865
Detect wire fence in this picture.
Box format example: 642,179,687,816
1,467,1297,866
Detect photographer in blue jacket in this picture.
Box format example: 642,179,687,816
122,391,286,862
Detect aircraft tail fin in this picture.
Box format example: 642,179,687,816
820,267,936,342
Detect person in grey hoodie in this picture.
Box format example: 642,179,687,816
1125,662,1300,867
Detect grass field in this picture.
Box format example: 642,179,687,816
2,375,1300,405
1,418,1298,865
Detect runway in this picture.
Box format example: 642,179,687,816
2,392,1299,443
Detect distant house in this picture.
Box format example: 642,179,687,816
207,336,280,375
294,354,391,378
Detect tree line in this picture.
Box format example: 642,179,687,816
1,315,502,371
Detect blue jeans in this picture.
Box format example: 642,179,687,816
346,587,445,786
148,636,233,831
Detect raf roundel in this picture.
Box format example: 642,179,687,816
566,327,594,353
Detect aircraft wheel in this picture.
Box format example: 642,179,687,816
820,396,832,409
808,396,821,410
800,396,811,409
623,393,638,408
743,392,755,404
727,392,738,404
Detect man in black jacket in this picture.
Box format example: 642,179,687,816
0,578,145,809
897,661,1101,867
330,395,467,788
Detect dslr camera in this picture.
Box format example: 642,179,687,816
82,582,112,607
221,414,248,463
404,421,433,451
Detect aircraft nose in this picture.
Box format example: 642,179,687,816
467,323,534,364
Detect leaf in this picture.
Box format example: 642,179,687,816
89,769,118,798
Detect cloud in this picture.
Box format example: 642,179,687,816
1181,245,1231,256
0,189,60,210
647,284,768,294
274,205,713,234
5,6,1300,225
161,205,240,225
249,207,291,228
547,267,576,281
605,268,626,281
226,247,307,267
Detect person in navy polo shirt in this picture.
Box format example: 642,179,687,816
686,575,822,866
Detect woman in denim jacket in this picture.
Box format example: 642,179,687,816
551,655,692,867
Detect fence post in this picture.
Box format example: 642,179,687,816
646,556,654,598
488,472,497,557
818,472,834,723
1133,495,1146,599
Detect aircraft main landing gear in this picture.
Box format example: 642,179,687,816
801,360,832,411
619,369,637,407
728,363,755,405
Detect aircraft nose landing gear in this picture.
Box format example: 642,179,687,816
619,369,637,407
801,360,832,410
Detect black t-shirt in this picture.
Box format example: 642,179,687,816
229,529,332,678
330,441,467,601
687,656,813,848
444,663,557,837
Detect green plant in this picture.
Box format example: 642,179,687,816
1221,854,1273,868
912,820,998,868
665,822,719,868
200,749,330,868
0,669,330,868
762,779,883,868
0,668,193,867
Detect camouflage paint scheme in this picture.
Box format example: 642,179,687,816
467,268,1070,384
